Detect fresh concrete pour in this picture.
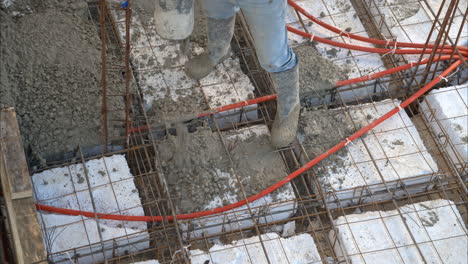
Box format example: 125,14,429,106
0,0,124,160
294,43,348,107
2,0,467,264
158,125,296,238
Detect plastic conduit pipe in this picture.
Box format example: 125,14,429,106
127,94,278,134
287,0,468,53
287,26,468,57
336,55,462,86
35,60,463,222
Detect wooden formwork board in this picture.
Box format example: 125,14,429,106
0,108,46,264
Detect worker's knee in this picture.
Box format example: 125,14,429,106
258,48,298,73
199,0,238,19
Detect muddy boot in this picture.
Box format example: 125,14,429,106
271,65,300,148
185,16,235,80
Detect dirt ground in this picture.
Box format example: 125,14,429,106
0,0,126,162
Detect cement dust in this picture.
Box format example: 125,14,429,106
157,125,287,213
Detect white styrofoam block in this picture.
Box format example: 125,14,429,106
374,1,430,27
132,47,159,71
138,71,167,109
424,0,464,19
160,67,197,90
299,99,438,208
449,16,468,39
205,57,257,126
420,84,468,169
180,125,296,239
110,9,258,128
202,57,258,128
1,0,14,8
190,233,322,264
153,44,188,68
131,260,160,264
375,1,464,62
354,53,386,75
294,0,328,19
32,155,149,264
330,199,467,264
332,11,367,33
287,16,338,47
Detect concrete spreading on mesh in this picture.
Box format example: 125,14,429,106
157,125,296,238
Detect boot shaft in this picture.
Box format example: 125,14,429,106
207,16,236,63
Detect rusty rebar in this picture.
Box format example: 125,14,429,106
124,0,132,145
100,0,108,153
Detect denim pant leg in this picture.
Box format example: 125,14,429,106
199,0,238,19
238,0,297,73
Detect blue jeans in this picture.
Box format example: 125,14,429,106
200,0,297,73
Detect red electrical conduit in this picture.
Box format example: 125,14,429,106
335,55,462,87
287,0,468,53
287,26,468,57
127,54,462,134
35,60,463,221
127,94,278,134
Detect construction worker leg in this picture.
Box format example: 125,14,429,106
238,0,297,73
185,0,237,79
199,0,238,19
239,0,300,147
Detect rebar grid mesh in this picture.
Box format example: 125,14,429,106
27,0,467,263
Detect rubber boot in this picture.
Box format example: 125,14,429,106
185,16,235,80
270,64,300,148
